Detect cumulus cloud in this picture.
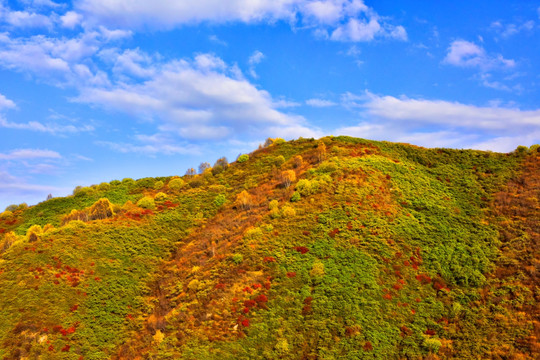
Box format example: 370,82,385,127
75,0,406,43
0,93,16,110
4,10,53,28
60,11,83,29
443,40,515,71
76,53,318,143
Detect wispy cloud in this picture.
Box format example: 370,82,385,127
306,98,337,107
0,117,94,134
0,149,62,160
490,20,534,38
0,93,16,110
443,40,515,71
248,50,265,78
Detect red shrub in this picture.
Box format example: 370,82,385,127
415,274,432,284
48,345,54,351
251,283,262,289
383,293,392,300
328,229,340,238
294,246,309,254
363,342,373,351
215,283,226,289
70,304,79,312
286,272,296,278
425,329,436,336
61,344,70,352
392,283,403,291
302,231,310,236
263,256,276,263
243,307,250,313
241,319,250,327
400,326,413,337
256,294,268,303
243,300,257,308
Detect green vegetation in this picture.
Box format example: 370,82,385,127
0,136,537,359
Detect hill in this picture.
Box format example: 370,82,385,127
0,136,538,359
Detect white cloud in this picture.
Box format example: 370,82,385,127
96,140,200,156
60,11,83,29
306,98,337,107
491,20,535,38
4,10,53,28
76,53,315,142
76,0,405,43
337,91,540,151
248,50,264,78
0,117,94,134
0,93,16,110
443,40,515,71
0,149,61,160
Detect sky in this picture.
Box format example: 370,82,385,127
0,0,539,209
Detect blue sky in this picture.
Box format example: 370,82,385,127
1,0,539,209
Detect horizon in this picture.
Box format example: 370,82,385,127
1,0,540,209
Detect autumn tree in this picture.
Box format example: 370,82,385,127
185,168,196,176
199,162,211,174
236,190,253,210
212,157,229,175
280,170,296,188
316,141,326,163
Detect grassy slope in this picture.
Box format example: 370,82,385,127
0,136,537,359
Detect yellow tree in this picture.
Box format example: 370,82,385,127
316,141,326,163
236,190,253,210
281,170,296,188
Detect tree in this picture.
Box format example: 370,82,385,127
212,157,229,175
185,168,196,176
316,141,326,163
199,162,211,174
236,190,253,210
280,170,296,188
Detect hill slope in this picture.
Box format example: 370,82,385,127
0,136,538,359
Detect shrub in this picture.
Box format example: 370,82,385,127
110,180,121,186
137,196,155,209
213,194,226,208
269,200,279,210
296,179,316,196
26,225,43,242
154,192,168,201
0,210,13,220
423,338,442,353
274,155,286,167
292,155,303,168
282,205,296,217
168,178,185,190
237,154,249,163
4,204,17,212
153,180,164,190
0,232,18,253
290,192,301,202
187,279,201,291
73,186,93,197
122,178,135,184
310,261,325,278
274,138,285,145
244,227,263,240
62,209,89,225
98,182,111,191
316,141,327,163
231,253,243,264
16,203,28,211
88,198,115,220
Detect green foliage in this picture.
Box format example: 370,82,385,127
74,186,94,197
231,253,243,264
290,191,301,202
268,200,279,210
4,204,17,212
153,180,164,190
237,154,249,163
155,192,168,201
213,194,226,208
137,196,155,209
0,210,13,220
168,178,185,191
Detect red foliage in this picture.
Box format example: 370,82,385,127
263,256,276,263
392,283,403,291
48,345,54,352
363,342,373,351
43,327,49,333
70,304,79,312
294,246,309,254
243,300,257,308
415,273,432,284
264,281,271,290
302,231,310,236
415,298,421,303
383,293,392,300
400,326,413,337
433,280,447,291
411,309,416,314
256,294,268,303
304,297,313,304
242,286,253,294
61,344,70,352
286,272,297,278
403,260,410,266
0,228,5,234
328,228,340,238
425,329,436,336
215,283,226,289
251,283,262,289
243,307,250,313
241,319,250,327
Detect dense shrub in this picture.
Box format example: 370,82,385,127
25,224,43,242
0,210,13,220
62,209,89,225
236,191,253,210
290,192,301,202
237,154,249,163
168,178,185,190
280,170,296,188
153,180,164,190
0,232,18,253
212,157,229,175
154,192,168,201
213,194,226,208
282,205,296,217
88,198,115,220
137,197,155,209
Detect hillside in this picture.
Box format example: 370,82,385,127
0,136,538,359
